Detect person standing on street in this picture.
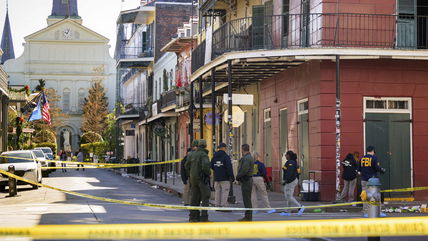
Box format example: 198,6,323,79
181,147,193,206
185,139,211,222
76,149,85,171
359,146,385,215
211,142,234,209
339,153,358,202
251,152,271,209
236,144,254,221
59,150,67,173
282,151,303,213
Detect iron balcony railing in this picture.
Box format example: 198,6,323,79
160,90,177,110
192,13,428,73
117,46,154,60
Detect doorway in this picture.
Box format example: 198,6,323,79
298,99,309,181
364,97,412,197
263,108,272,168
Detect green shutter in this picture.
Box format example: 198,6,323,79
252,5,265,49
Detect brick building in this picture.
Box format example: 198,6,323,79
190,0,428,201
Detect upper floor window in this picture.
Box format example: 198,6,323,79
63,88,71,112
78,88,85,112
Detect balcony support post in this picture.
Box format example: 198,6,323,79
227,60,233,156
199,76,204,139
189,81,194,144
211,68,216,154
227,60,236,204
335,55,341,200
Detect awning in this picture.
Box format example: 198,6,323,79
138,112,177,126
161,37,196,53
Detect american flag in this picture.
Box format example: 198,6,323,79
42,93,51,125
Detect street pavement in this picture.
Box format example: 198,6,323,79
0,168,426,241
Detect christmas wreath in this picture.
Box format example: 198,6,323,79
9,85,31,96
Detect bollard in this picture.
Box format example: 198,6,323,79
8,165,17,197
366,177,381,241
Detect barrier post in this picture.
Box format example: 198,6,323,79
367,177,381,241
7,165,17,197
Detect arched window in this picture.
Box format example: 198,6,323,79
63,88,71,112
78,88,85,112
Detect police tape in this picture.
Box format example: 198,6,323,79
381,186,428,193
0,168,371,211
0,155,181,168
42,158,181,167
40,159,181,169
0,217,427,240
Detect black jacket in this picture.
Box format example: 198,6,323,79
211,150,234,182
180,155,189,184
282,159,298,184
342,157,358,181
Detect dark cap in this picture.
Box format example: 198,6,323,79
191,140,199,147
198,139,207,148
366,146,376,153
217,142,227,149
186,148,193,153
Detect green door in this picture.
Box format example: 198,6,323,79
298,113,309,181
365,113,411,196
264,119,272,168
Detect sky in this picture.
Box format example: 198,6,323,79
0,0,141,57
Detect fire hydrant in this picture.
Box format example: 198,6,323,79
361,177,381,241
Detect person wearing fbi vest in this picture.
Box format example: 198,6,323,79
282,151,304,214
359,145,385,215
251,152,271,209
211,142,234,209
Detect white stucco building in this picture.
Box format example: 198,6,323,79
3,0,116,151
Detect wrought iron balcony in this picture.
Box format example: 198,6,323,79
117,47,154,60
192,13,428,73
160,90,177,110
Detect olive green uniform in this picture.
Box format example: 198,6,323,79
236,152,254,220
185,147,211,222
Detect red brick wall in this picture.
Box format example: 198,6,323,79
259,60,322,193
155,3,193,61
260,58,428,201
321,59,428,201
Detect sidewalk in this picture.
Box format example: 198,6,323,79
111,169,363,213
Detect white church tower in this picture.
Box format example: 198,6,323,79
4,0,116,152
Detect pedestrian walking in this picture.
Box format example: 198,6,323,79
236,144,254,221
76,149,84,171
185,139,211,222
339,153,358,202
359,146,385,215
251,152,271,209
211,142,234,209
59,150,67,172
282,151,303,213
180,147,193,206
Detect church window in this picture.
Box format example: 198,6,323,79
78,89,85,112
63,88,71,112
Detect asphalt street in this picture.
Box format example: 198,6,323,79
0,168,426,241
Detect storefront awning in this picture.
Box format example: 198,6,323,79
138,112,177,126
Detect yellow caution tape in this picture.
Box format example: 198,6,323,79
0,169,373,211
0,217,427,240
0,155,181,167
41,159,181,169
381,186,428,193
